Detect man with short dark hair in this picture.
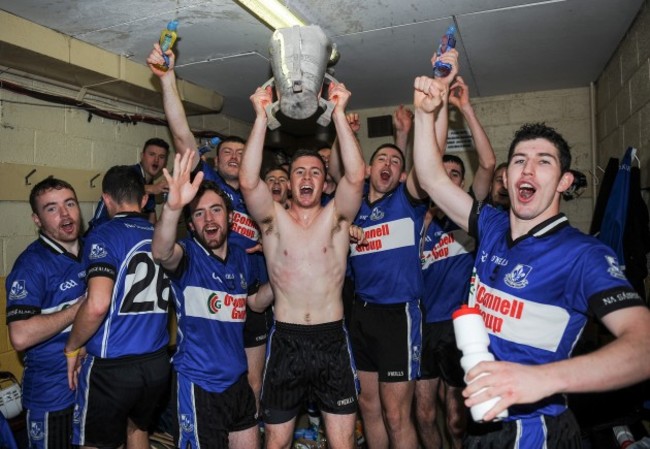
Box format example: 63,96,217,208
263,166,290,209
240,82,365,449
147,44,272,415
415,74,496,449
152,151,272,449
488,162,510,210
6,177,86,449
413,72,650,447
88,137,170,229
65,165,171,449
330,53,457,449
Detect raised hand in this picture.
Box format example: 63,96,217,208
163,150,204,212
393,105,414,135
346,113,361,133
449,76,470,110
250,86,273,119
329,82,352,115
431,48,459,86
414,76,447,114
147,42,174,78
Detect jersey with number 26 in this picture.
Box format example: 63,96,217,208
83,213,170,358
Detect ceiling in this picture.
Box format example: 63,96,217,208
0,0,645,141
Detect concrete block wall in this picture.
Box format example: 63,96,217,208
354,86,594,232
596,0,650,193
0,71,250,378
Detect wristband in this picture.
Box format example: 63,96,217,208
64,348,80,358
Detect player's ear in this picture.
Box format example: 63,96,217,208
140,193,149,210
32,213,42,229
557,170,574,193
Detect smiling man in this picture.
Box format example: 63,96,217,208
147,44,273,416
239,82,365,449
413,73,650,448
152,151,272,449
263,166,290,209
6,178,86,449
88,138,170,230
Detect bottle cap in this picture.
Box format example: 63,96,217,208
167,20,179,31
452,304,481,319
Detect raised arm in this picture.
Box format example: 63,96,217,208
146,43,199,170
239,87,276,224
449,76,496,200
329,112,360,184
413,76,473,231
405,49,459,200
393,105,413,155
330,83,366,221
152,151,204,272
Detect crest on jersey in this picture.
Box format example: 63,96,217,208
480,251,488,263
180,414,194,433
30,421,44,440
9,280,27,300
605,255,626,280
89,243,107,260
504,264,532,289
369,207,384,221
240,273,247,290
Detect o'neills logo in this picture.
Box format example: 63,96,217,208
230,211,260,241
474,284,524,333
355,224,389,252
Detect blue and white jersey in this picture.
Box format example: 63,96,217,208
421,213,475,323
83,213,170,358
88,164,156,230
169,237,259,393
468,204,644,420
5,234,86,412
199,161,260,251
349,182,427,305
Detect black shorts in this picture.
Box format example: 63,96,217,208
27,406,73,449
349,299,422,382
74,348,171,448
244,305,273,348
260,320,358,424
464,409,582,449
419,320,465,387
173,372,257,449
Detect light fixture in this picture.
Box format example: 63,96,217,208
235,0,306,30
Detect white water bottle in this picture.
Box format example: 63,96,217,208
452,305,508,422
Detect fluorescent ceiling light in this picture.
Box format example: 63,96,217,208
236,0,306,29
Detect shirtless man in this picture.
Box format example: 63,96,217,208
239,83,365,449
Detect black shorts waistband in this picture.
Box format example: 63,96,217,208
274,320,344,336
90,346,169,367
353,298,419,310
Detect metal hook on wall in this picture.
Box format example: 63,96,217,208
90,173,101,189
25,169,36,186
